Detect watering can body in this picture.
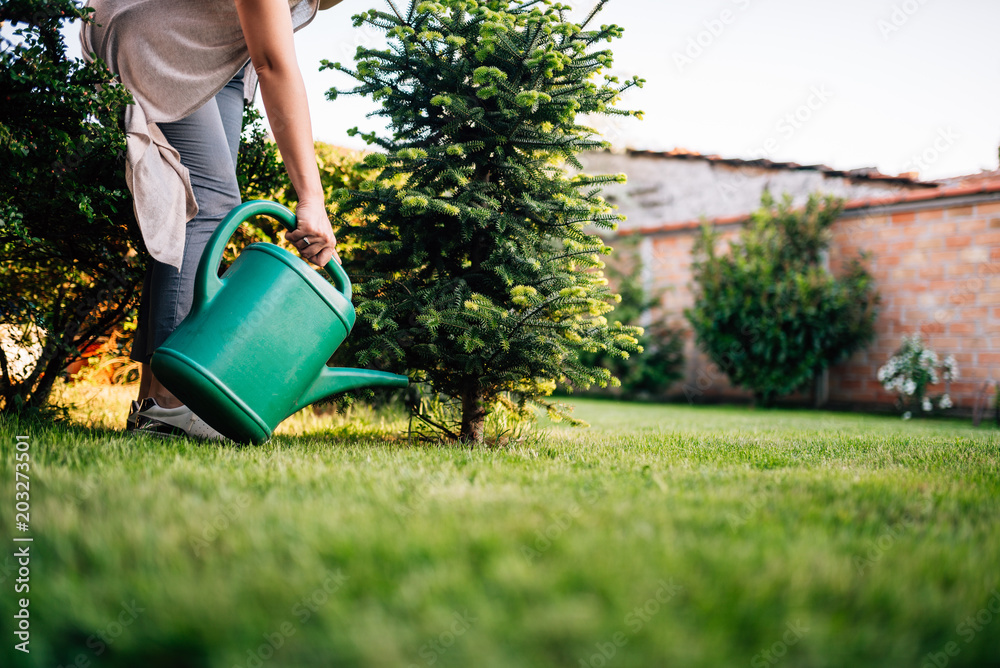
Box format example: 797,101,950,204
150,200,408,443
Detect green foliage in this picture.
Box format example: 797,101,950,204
686,192,879,406
325,0,645,441
0,1,142,414
232,107,369,259
236,104,288,203
577,245,683,398
227,104,292,263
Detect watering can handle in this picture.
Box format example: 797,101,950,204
195,200,352,307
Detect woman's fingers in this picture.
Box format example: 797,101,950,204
285,200,341,266
314,247,340,267
293,236,341,267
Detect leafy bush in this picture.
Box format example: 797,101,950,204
236,104,289,203
1,1,142,413
233,106,370,258
325,0,645,442
877,334,957,418
686,192,879,406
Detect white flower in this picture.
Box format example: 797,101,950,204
922,397,932,412
943,355,959,380
903,379,917,396
939,394,953,409
902,411,912,420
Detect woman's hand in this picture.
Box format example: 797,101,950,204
285,197,342,267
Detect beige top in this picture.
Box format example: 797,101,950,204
80,0,320,268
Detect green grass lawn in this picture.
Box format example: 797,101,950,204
1,386,998,667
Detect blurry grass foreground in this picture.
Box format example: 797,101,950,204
0,383,997,667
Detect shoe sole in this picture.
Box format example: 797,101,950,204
131,416,189,439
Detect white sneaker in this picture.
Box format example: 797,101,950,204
129,398,226,441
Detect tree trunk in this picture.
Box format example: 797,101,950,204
813,368,829,409
460,384,487,445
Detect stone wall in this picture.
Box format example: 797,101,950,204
579,150,930,232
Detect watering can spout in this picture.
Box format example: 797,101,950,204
292,367,409,415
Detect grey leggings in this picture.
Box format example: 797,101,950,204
131,68,245,363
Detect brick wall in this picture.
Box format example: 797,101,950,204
618,191,1000,411
826,197,1000,411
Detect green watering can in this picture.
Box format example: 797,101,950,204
150,200,408,443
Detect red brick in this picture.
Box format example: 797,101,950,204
948,205,975,218
928,250,960,264
957,218,988,233
863,378,884,391
929,280,960,292
929,223,957,236
917,208,945,221
892,211,916,224
949,322,976,335
980,231,1000,245
902,251,929,266
963,366,995,380
958,307,988,320
929,337,961,349
945,264,979,278
890,268,919,281
949,352,976,365
976,201,1000,215
945,235,973,248
837,244,861,256
852,215,888,228
979,352,1000,366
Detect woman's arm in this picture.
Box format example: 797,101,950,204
234,0,340,266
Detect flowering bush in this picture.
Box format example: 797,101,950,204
877,335,958,418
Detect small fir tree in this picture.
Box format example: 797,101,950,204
325,0,644,442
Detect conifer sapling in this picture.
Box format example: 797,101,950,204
324,0,644,442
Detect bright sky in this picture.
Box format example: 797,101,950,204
298,0,1000,181
55,0,999,181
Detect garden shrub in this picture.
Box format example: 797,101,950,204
1,0,141,413
686,192,879,406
